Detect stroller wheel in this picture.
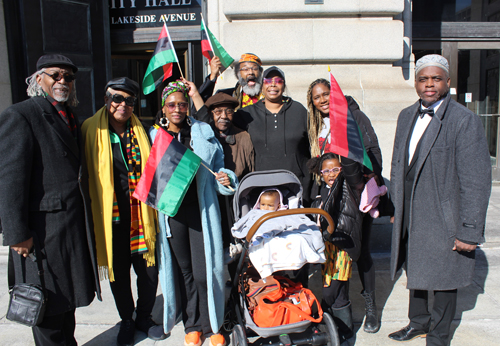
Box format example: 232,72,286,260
230,324,247,346
322,312,340,346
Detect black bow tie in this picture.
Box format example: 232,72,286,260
419,108,434,118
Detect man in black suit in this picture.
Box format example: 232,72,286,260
0,54,101,346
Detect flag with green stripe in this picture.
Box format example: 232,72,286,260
143,24,179,95
133,127,201,217
328,72,373,171
201,17,234,72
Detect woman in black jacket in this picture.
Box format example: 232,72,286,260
233,66,313,205
307,78,391,333
308,153,364,343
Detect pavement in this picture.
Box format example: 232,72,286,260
1,184,499,346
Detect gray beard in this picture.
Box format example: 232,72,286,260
241,82,262,96
52,86,70,103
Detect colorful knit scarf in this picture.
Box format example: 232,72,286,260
241,92,264,108
322,242,352,286
45,94,77,136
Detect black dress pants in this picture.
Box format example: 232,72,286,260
32,309,76,346
168,202,212,337
109,221,158,321
408,289,458,346
357,214,376,293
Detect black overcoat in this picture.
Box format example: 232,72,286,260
390,93,491,290
0,96,101,316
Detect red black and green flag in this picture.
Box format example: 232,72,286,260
133,127,201,217
142,24,179,95
201,17,234,72
328,72,373,171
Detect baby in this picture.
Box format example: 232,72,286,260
258,189,281,211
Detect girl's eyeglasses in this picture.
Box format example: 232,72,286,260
321,167,342,175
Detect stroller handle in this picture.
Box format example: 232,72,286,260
245,208,335,242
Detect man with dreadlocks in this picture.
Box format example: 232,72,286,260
0,54,101,345
82,77,165,346
198,53,264,109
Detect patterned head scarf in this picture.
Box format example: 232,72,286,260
415,54,449,75
239,53,262,66
161,80,189,107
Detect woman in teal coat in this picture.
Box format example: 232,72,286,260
149,81,237,346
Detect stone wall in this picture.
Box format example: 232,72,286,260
207,0,417,178
0,0,12,113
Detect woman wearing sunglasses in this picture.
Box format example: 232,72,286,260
234,66,313,205
150,80,237,346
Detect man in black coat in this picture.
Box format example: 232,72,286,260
388,54,491,345
0,54,101,345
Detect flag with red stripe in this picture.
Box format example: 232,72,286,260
133,127,201,217
328,72,373,171
200,17,234,72
142,24,178,95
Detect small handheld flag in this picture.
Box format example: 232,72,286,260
133,128,201,217
200,17,234,72
143,24,179,95
328,72,373,171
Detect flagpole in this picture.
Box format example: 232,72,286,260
200,162,235,192
162,23,185,80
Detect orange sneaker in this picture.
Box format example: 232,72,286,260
209,333,226,346
184,331,202,346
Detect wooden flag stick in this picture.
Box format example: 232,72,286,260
176,61,185,80
200,162,235,192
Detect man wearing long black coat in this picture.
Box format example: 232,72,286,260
0,54,101,345
388,54,491,346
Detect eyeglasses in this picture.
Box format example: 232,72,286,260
212,108,235,116
263,77,284,85
106,92,136,106
240,67,260,73
42,71,76,83
321,167,342,175
164,102,189,112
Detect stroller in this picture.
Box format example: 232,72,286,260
226,170,341,346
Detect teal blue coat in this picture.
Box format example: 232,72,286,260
149,118,238,334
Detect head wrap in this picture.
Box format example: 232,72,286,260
239,53,262,66
161,80,189,107
415,54,449,75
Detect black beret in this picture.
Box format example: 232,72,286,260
205,93,239,110
36,54,78,73
105,77,140,97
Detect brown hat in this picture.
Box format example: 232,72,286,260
205,93,239,110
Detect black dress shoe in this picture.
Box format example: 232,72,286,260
388,324,427,341
117,319,135,346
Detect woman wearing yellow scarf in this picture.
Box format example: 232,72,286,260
82,77,164,346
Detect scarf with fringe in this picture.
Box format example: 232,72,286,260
82,106,157,282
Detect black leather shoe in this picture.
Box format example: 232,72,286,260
388,324,427,341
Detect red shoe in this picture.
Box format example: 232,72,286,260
184,331,202,346
209,333,226,346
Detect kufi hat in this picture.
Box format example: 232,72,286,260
415,54,449,75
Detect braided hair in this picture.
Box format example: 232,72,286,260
307,78,331,184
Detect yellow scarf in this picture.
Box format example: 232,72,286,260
82,106,157,282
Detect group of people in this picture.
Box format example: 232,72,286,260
0,51,491,346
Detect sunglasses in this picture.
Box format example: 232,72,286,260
164,102,189,112
42,71,76,83
212,108,235,116
263,77,284,85
106,92,137,106
321,167,342,175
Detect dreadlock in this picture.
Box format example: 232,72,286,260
307,78,330,184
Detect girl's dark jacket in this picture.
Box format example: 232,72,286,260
313,157,364,261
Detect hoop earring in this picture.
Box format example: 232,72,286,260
186,116,192,126
160,115,169,128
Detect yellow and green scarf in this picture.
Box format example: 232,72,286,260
82,106,158,282
322,242,352,286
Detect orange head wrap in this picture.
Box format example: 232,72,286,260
239,53,262,66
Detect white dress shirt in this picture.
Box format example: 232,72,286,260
408,99,443,164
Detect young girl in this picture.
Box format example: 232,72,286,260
308,152,364,342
